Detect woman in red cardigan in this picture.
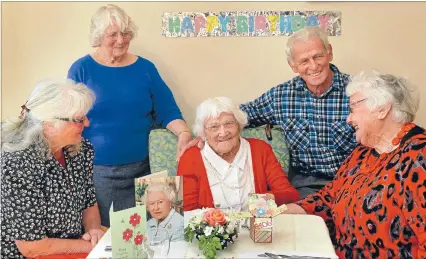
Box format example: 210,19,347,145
177,97,300,211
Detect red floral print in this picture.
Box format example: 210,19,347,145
122,228,133,241
129,213,141,227
134,234,144,245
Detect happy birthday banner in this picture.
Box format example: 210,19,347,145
162,11,341,37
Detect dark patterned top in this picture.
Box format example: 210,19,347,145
1,139,97,258
297,126,426,259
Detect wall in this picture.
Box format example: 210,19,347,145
2,2,425,126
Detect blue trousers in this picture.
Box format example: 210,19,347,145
93,159,150,227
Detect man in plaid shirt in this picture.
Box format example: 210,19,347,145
240,27,357,198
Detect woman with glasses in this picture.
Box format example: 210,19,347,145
1,79,103,258
177,97,300,211
145,182,184,241
282,71,426,259
67,4,192,228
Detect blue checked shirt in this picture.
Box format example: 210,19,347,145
240,64,357,182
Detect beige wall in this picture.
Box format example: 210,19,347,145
2,2,426,127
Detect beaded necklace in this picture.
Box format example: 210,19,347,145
202,144,255,210
360,123,415,174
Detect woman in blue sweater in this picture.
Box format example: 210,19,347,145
67,4,192,227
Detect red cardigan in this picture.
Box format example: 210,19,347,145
177,138,300,211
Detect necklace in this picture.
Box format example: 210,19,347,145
201,146,255,210
360,123,415,174
203,156,250,190
392,123,415,145
94,50,126,66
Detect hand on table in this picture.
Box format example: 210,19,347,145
82,228,105,247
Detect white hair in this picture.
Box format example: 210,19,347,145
347,70,419,124
193,97,248,140
285,26,330,64
144,182,177,205
89,4,138,47
1,78,95,158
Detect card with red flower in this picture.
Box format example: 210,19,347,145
110,204,148,258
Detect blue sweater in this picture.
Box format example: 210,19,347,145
68,55,183,165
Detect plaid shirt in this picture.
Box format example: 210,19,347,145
240,64,357,180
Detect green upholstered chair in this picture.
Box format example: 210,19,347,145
148,125,290,176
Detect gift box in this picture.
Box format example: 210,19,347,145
230,194,288,244
249,217,273,243
246,193,288,243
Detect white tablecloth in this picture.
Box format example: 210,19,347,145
87,214,338,259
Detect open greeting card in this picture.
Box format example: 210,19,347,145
109,170,169,258
110,204,147,258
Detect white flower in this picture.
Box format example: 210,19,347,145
226,221,236,233
217,226,224,234
192,216,202,225
204,226,214,237
190,224,196,231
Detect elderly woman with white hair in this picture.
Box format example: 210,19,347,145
177,97,300,211
67,4,192,228
1,79,103,258
283,71,426,259
145,182,184,242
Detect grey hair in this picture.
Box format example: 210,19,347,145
144,182,177,205
90,4,138,47
346,70,419,124
285,26,330,64
1,78,95,158
193,96,248,140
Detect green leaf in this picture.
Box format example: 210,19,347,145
212,237,222,250
184,227,195,242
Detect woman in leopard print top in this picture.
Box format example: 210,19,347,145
283,71,426,259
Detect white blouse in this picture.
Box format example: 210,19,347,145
201,137,255,211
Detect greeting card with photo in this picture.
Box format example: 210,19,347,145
137,176,185,242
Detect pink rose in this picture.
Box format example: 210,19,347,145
203,208,227,226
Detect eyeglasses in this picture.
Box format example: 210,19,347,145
56,117,85,124
148,200,165,208
205,121,238,132
349,98,368,113
104,31,133,40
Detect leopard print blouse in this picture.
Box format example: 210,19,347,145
297,126,426,259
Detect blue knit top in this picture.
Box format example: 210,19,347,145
68,55,183,165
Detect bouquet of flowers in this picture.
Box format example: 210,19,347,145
184,208,239,259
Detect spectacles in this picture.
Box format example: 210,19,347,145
148,200,165,208
349,98,368,113
105,31,133,40
56,117,85,124
205,121,238,132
